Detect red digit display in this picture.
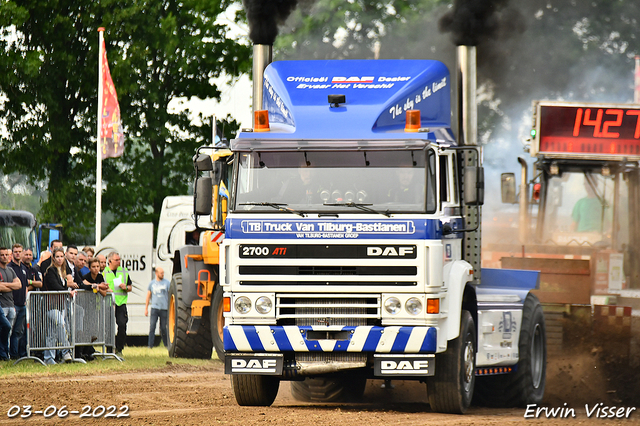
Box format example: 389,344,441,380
602,109,623,138
536,103,640,158
582,108,603,137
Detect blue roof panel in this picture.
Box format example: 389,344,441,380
240,59,454,142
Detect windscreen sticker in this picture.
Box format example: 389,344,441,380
228,219,440,240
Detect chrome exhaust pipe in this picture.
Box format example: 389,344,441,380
252,44,273,127
457,45,477,146
518,157,529,244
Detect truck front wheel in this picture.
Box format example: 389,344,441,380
167,273,213,359
209,283,225,362
426,310,476,414
474,293,546,407
232,374,280,406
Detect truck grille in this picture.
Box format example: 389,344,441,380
295,352,368,363
239,265,416,276
236,244,421,287
277,294,380,326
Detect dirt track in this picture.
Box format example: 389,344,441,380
0,354,638,426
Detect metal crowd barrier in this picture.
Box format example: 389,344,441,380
14,290,121,366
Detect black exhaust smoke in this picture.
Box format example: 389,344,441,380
243,0,299,45
439,0,523,46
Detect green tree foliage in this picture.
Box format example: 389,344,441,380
276,0,448,60
0,0,251,243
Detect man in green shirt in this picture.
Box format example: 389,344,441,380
103,252,132,357
572,181,604,233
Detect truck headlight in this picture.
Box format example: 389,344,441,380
384,297,401,315
234,296,252,314
255,296,272,314
405,297,423,315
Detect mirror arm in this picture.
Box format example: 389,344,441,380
443,206,481,234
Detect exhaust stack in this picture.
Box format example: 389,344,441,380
457,45,481,282
252,44,273,128
457,45,477,146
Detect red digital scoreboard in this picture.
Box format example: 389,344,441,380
532,101,640,160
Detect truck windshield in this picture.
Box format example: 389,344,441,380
234,149,436,214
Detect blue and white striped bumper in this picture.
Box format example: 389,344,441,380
224,325,437,353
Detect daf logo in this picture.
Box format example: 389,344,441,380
331,76,374,83
231,359,277,370
381,360,430,371
367,246,414,257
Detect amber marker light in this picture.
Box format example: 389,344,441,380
254,110,270,132
223,296,231,313
405,109,421,132
427,298,440,314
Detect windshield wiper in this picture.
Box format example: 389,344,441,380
239,202,306,217
324,202,391,217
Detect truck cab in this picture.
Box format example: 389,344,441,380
205,59,546,413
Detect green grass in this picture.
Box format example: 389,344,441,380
0,345,221,378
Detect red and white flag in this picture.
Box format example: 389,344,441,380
99,38,124,159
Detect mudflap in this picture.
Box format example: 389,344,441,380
374,354,435,377
225,353,284,375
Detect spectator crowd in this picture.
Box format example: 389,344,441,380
0,241,126,364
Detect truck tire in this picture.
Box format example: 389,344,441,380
426,310,476,414
290,373,367,402
232,374,280,406
210,283,225,362
167,273,213,359
474,293,546,407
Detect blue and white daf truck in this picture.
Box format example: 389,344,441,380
181,57,546,414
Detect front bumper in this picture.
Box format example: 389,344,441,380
223,325,437,353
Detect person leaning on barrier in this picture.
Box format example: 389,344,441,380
72,251,90,289
21,248,42,360
82,258,109,297
78,249,93,277
65,245,79,281
71,252,97,361
39,239,63,273
0,297,11,361
8,244,29,360
75,251,88,278
42,247,75,365
81,247,94,277
0,247,20,361
97,254,107,273
22,249,43,291
103,252,132,357
74,258,108,362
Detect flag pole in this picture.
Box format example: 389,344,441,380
96,27,105,246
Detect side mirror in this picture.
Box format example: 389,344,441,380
464,166,484,206
195,177,213,215
501,173,517,204
194,154,213,172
